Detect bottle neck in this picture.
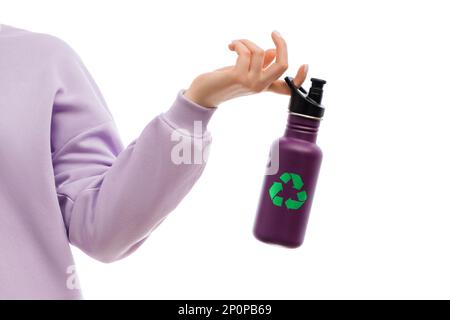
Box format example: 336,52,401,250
285,113,320,143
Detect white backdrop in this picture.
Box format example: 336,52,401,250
1,0,450,299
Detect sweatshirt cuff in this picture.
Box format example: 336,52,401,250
162,89,217,136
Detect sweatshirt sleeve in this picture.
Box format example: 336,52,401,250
51,42,216,263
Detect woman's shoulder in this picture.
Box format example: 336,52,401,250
0,24,29,37
0,24,77,61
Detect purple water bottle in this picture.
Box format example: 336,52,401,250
253,76,327,248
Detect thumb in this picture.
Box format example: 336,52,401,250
293,64,308,87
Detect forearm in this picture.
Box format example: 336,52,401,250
61,90,215,262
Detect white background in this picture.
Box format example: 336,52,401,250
1,0,450,299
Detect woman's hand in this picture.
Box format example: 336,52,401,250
184,31,308,108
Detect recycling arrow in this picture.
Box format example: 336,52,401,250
268,172,307,210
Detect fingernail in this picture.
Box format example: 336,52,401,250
273,30,282,38
304,64,309,74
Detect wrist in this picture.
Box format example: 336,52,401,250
184,88,218,109
163,89,217,135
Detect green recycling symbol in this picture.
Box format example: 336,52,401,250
268,172,307,210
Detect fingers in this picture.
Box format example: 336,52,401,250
261,31,288,85
227,32,291,93
293,64,308,87
214,47,274,73
267,80,290,95
263,49,276,68
229,40,251,74
237,39,265,74
267,64,309,95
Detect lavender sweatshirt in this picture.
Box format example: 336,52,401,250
0,25,216,299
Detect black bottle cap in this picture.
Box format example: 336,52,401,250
285,76,327,119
